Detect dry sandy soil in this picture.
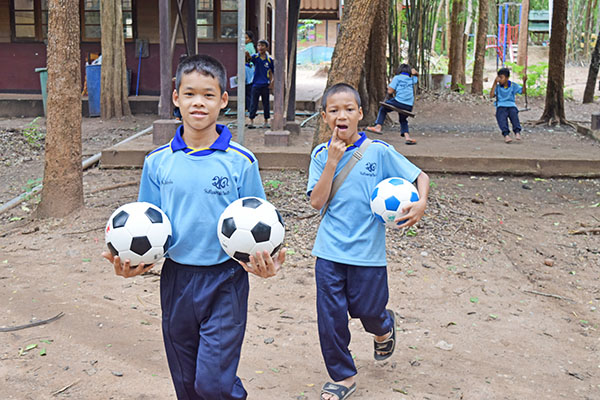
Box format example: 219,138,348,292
1,90,599,399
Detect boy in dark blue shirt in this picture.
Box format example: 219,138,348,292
491,67,523,143
103,54,285,400
247,40,274,129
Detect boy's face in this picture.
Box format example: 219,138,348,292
257,43,267,54
173,71,228,134
321,91,363,144
497,74,509,86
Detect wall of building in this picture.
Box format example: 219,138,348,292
0,1,237,94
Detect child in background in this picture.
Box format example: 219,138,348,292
244,31,256,113
491,67,523,143
308,83,429,400
367,64,419,145
247,40,274,129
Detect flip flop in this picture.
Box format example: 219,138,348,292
404,139,417,145
366,127,383,134
320,382,357,400
374,309,396,361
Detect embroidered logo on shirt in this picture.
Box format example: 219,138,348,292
160,178,173,185
361,162,377,177
212,176,229,190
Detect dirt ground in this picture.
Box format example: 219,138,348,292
1,83,600,399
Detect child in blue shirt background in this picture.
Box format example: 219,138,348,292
491,67,523,144
103,54,285,400
308,83,429,400
367,64,419,145
244,31,256,113
247,39,274,129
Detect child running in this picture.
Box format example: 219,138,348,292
490,67,523,143
367,64,419,145
308,83,429,400
103,54,285,400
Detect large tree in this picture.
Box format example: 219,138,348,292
537,0,570,125
37,0,83,217
583,29,600,103
471,0,489,95
449,0,466,90
100,0,131,119
313,0,380,145
363,0,389,123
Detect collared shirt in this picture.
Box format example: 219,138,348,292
495,80,522,108
307,132,421,266
389,73,418,106
139,124,265,266
250,53,274,86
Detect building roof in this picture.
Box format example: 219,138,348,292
300,0,340,20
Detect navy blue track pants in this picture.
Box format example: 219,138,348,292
160,258,249,400
495,106,522,136
375,99,413,135
315,257,394,382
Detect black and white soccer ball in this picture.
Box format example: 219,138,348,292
217,197,285,263
105,202,172,266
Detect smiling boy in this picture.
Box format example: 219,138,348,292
103,54,284,400
307,83,429,400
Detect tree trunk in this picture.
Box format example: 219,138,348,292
313,0,380,146
538,0,569,125
583,29,600,103
444,0,451,53
517,0,529,67
472,0,488,95
431,0,445,53
364,0,389,124
38,0,83,218
100,0,131,119
584,0,594,56
449,0,466,90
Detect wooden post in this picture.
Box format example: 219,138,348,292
159,0,172,119
187,0,197,55
285,0,301,134
271,0,287,131
592,114,600,130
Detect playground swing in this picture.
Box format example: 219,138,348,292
490,1,530,113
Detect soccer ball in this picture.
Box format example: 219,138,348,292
105,202,172,266
370,177,420,226
217,197,285,263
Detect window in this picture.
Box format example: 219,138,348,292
197,0,237,40
11,0,48,41
11,0,134,42
82,0,134,42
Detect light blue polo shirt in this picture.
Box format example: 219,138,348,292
495,80,522,108
139,124,266,266
307,132,422,266
389,73,418,106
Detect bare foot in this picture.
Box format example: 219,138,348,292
504,135,513,144
515,133,522,141
321,377,356,400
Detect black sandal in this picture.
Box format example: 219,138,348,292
374,309,396,361
320,382,356,400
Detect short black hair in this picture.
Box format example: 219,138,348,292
175,54,227,94
396,63,412,75
321,83,362,110
498,67,510,78
257,39,269,48
246,31,255,42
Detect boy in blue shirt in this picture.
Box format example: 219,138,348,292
103,54,285,400
247,39,274,129
367,64,419,145
308,83,429,400
491,67,523,143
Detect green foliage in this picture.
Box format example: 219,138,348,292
506,61,548,97
23,117,45,147
298,19,322,44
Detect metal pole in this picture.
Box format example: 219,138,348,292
237,0,246,144
503,3,509,65
272,0,288,131
497,3,502,67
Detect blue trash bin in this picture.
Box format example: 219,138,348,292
86,64,101,117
